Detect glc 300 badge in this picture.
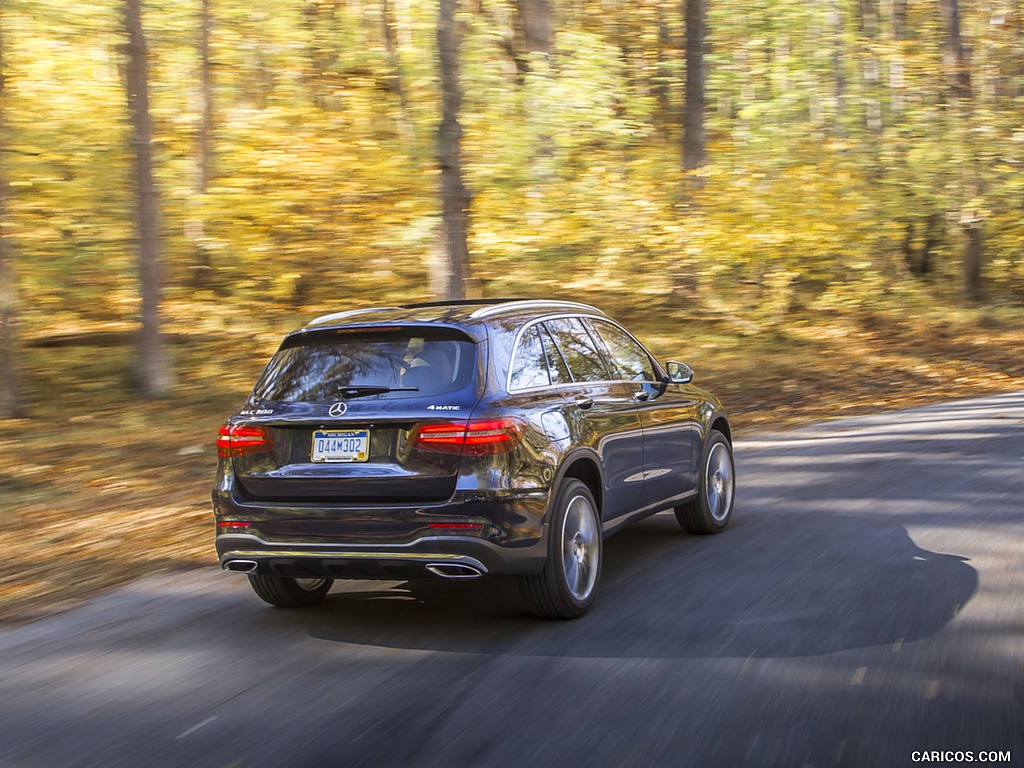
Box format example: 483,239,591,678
328,401,348,417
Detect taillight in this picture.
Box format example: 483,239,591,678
217,423,274,458
412,419,523,456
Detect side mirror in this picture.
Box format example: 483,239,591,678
665,361,693,384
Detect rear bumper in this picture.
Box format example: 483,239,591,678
216,531,548,578
213,468,553,577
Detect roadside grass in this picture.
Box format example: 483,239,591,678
2,302,1023,624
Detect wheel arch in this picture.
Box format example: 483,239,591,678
552,450,604,519
709,414,732,445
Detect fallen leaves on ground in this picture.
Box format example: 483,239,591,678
2,308,1023,624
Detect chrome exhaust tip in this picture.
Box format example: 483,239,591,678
223,559,259,574
425,563,483,579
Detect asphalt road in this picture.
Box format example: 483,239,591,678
2,392,1023,768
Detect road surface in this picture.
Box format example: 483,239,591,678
2,392,1022,767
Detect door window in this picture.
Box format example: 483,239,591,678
589,320,658,382
544,317,611,383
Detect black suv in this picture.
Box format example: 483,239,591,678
213,299,734,618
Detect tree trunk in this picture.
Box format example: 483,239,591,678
382,0,417,149
124,0,172,396
301,0,342,110
198,0,213,196
682,0,706,171
515,0,552,57
856,0,882,131
826,0,846,132
0,13,23,419
436,0,469,300
940,0,984,299
963,222,983,297
655,4,676,136
939,0,972,100
920,212,942,277
188,0,215,291
903,212,943,276
889,0,907,118
514,0,555,194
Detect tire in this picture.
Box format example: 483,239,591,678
519,479,602,619
247,573,334,607
675,429,735,534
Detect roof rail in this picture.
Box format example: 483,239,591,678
469,299,604,319
306,298,603,326
307,307,402,326
397,298,529,309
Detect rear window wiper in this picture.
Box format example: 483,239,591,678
335,385,419,398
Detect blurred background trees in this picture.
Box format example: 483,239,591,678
1,0,1023,410
0,7,23,417
124,0,173,396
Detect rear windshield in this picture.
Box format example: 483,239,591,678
253,329,477,402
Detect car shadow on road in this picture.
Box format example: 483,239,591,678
303,512,977,660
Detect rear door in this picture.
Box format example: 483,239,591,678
543,317,645,521
230,326,481,505
585,318,699,508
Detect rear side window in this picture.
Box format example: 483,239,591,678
539,324,570,384
509,325,550,390
588,320,657,382
253,329,476,402
544,317,610,383
508,322,577,391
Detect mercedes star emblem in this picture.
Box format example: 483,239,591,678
328,401,348,417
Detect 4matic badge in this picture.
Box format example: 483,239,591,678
427,404,461,411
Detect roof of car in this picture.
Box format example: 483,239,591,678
301,299,607,331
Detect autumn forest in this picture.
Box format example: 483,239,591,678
3,0,1024,619
1,0,1024,411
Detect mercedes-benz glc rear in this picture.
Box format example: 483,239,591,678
213,316,549,607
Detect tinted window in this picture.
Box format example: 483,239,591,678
544,318,610,383
589,320,657,382
254,330,475,402
509,325,550,390
539,324,571,384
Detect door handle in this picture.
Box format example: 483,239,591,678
632,390,650,402
574,395,594,410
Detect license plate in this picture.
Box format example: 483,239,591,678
311,430,369,462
